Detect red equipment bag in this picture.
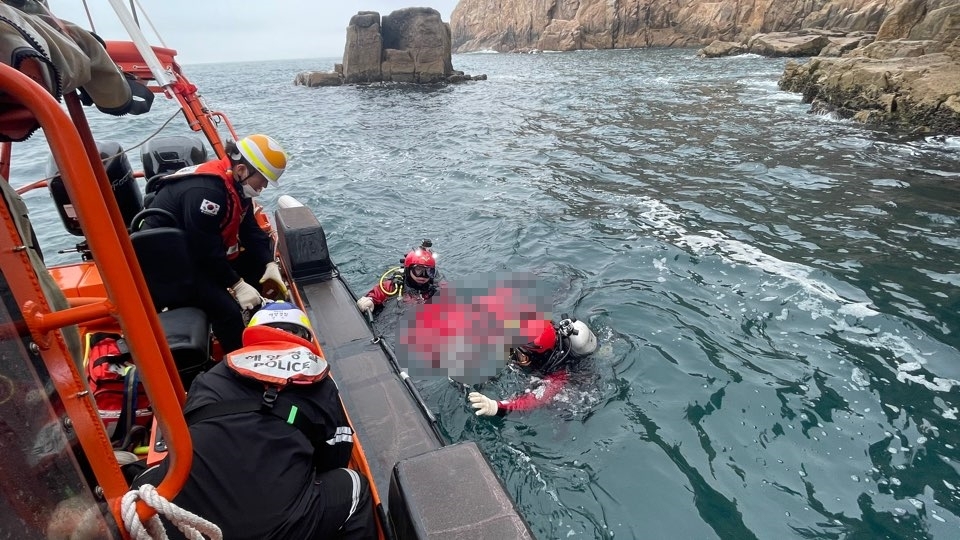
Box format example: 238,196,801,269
84,333,153,449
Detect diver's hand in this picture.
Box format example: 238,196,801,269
356,296,375,314
231,279,262,311
468,391,499,417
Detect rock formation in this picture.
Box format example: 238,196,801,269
295,8,484,87
779,1,960,134
449,0,958,134
450,0,901,54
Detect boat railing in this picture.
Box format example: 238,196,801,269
0,63,194,525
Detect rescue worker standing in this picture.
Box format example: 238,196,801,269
144,134,289,352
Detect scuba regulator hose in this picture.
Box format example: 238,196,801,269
378,266,404,297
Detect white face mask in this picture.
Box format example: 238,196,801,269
242,182,262,199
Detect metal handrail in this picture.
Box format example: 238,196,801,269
0,63,193,525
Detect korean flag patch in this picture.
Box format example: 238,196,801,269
199,199,220,216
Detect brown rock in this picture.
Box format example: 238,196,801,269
382,7,453,82
294,71,343,87
819,35,875,57
907,3,960,49
854,39,936,59
382,49,417,83
876,0,928,41
307,8,472,86
343,11,383,84
780,50,960,134
538,19,583,51
697,40,747,58
748,33,832,57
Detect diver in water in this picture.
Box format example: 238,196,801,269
468,316,598,417
356,240,442,315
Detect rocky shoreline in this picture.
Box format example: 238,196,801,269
450,0,959,136
700,2,960,135
778,38,959,135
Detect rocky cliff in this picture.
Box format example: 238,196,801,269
779,0,960,134
451,0,959,134
451,0,905,53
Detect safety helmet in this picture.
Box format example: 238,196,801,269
404,248,436,268
236,134,287,184
248,301,313,341
518,319,557,355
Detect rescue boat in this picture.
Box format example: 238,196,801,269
0,1,531,538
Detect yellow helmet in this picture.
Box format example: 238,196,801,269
237,134,287,184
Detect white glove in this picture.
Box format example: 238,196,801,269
259,262,288,300
231,279,262,311
356,296,375,314
468,391,499,417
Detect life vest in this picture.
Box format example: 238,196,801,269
164,157,245,260
224,326,329,387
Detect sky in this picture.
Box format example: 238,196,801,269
49,1,461,64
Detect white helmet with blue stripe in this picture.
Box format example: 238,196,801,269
248,301,313,341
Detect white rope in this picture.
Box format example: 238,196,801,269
120,484,222,540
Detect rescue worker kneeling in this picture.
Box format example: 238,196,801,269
133,302,376,539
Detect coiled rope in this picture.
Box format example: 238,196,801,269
120,484,222,540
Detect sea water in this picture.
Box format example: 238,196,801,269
12,48,960,539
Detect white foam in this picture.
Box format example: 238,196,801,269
607,191,959,394
679,230,853,306
897,371,958,392
917,269,960,288
851,368,870,387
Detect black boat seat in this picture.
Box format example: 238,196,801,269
139,135,209,208
128,208,194,310
389,442,533,538
157,307,210,388
128,207,211,386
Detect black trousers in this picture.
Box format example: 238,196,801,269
309,468,378,539
133,466,378,539
191,251,264,354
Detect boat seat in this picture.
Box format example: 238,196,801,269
157,307,210,388
139,135,209,208
389,442,533,538
128,207,211,386
128,208,194,310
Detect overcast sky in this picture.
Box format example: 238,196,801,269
48,1,461,64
